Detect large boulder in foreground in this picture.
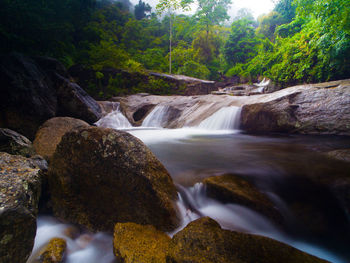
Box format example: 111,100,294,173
0,152,43,263
167,217,328,263
33,117,89,160
203,174,282,225
0,54,101,139
48,126,179,232
241,79,350,135
113,222,170,263
0,128,35,157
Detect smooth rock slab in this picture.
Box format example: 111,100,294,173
0,152,43,263
49,126,179,232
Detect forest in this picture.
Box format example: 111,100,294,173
1,0,349,89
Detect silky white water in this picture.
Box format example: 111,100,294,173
197,106,241,130
95,106,132,129
142,105,170,127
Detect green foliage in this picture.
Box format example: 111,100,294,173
256,11,286,41
273,0,296,22
224,18,261,66
178,60,210,79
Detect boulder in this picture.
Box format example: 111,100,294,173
167,217,328,263
113,222,170,263
33,117,89,160
203,174,282,224
326,149,350,163
241,79,350,135
48,126,179,232
0,54,101,140
0,128,35,157
0,152,43,263
38,238,67,263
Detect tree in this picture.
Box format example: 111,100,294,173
256,11,286,41
273,0,296,22
156,0,191,74
194,0,232,38
224,18,261,66
134,0,152,20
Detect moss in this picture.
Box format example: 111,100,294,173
113,222,170,263
38,238,67,263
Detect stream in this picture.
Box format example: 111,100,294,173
29,106,350,263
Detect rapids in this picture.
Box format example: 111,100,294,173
29,105,350,263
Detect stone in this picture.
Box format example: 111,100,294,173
38,238,67,263
203,174,282,224
0,128,35,157
0,54,101,140
48,126,179,232
167,217,328,263
33,117,89,160
241,79,350,135
0,152,43,263
326,149,350,163
113,222,170,263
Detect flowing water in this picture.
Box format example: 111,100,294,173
29,105,350,263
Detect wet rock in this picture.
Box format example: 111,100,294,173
48,126,179,232
203,174,282,224
0,128,35,157
326,149,350,163
241,79,350,135
33,117,89,160
113,222,170,263
167,217,328,263
38,238,67,263
0,152,43,263
0,54,101,140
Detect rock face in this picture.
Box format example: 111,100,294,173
113,222,170,263
0,128,35,157
203,174,282,224
38,238,67,263
69,65,217,98
33,117,89,160
167,217,328,263
0,152,43,263
0,53,101,139
48,126,179,232
241,79,350,135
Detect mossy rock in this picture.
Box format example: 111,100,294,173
38,238,66,263
33,117,89,160
48,126,179,232
113,222,170,263
0,152,43,263
167,217,328,263
203,174,283,224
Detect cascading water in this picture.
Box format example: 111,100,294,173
95,105,132,129
142,105,170,128
197,106,241,130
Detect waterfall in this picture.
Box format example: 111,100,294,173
197,106,241,130
95,105,132,129
142,105,170,128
